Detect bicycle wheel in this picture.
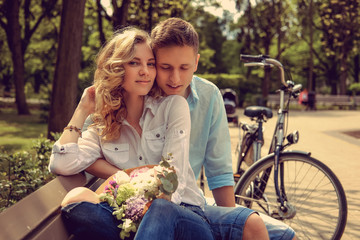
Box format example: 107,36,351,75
234,152,347,240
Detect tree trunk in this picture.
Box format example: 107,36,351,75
328,62,338,95
339,55,348,95
354,55,359,83
112,0,130,30
96,0,106,45
308,0,314,92
5,0,30,115
48,0,86,139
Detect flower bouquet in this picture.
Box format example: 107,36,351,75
96,153,178,239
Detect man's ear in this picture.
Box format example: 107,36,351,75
194,53,200,72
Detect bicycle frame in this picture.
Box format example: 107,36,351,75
241,55,301,210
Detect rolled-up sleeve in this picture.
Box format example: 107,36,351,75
48,129,103,175
204,89,234,190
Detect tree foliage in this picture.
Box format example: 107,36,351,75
317,0,360,94
0,0,59,115
0,0,359,118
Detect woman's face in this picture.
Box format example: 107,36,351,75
122,42,156,96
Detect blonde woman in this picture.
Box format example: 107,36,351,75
49,27,213,240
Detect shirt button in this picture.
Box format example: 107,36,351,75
60,146,65,153
156,133,160,138
180,130,184,134
139,156,143,160
115,147,118,151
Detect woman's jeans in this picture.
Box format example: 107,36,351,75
62,201,122,240
61,199,214,240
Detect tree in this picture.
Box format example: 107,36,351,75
317,0,360,94
47,0,86,138
235,0,292,98
0,0,58,115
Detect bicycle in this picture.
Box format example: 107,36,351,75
233,54,348,240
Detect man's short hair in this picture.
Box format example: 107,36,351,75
151,17,199,54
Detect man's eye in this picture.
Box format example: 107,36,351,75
161,66,170,70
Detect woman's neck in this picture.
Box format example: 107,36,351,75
124,94,145,136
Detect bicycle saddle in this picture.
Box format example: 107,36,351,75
244,106,273,119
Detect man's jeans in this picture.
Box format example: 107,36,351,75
135,199,214,240
204,205,295,240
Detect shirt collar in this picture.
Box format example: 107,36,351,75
187,76,199,110
143,95,159,116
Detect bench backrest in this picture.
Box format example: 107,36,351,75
0,174,101,240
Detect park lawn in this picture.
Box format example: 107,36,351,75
0,108,47,153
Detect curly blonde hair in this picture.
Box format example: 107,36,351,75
92,27,162,141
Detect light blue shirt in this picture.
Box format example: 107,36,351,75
187,76,234,190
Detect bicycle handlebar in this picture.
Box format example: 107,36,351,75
240,54,287,87
240,54,269,62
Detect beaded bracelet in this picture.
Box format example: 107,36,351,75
64,125,82,138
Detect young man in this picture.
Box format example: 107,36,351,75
84,18,295,240
149,17,296,240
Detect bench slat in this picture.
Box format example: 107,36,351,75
0,174,95,240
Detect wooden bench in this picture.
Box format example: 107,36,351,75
267,94,359,110
315,95,359,109
0,173,103,240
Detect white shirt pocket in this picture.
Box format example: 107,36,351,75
102,142,129,165
144,126,166,158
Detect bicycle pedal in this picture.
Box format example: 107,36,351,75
270,210,283,220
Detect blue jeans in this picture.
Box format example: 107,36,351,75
61,200,214,240
204,205,295,240
62,201,124,240
62,201,295,240
135,199,214,240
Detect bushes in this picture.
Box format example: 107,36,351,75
197,73,261,106
0,135,56,212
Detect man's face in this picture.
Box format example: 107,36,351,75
155,46,200,98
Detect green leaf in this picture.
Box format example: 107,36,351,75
160,178,173,194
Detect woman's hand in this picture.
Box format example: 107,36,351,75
59,86,96,144
77,86,96,116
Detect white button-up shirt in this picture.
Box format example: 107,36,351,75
49,95,205,208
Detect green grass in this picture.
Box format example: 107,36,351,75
0,108,47,154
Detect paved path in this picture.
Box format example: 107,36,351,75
229,109,360,240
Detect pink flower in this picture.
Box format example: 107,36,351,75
129,167,150,179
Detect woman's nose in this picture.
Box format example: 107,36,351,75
139,65,149,76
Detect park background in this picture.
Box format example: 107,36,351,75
0,0,359,216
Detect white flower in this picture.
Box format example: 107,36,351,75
113,170,131,185
130,170,159,196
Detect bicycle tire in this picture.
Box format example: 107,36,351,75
234,151,347,240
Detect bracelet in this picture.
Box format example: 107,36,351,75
64,125,82,138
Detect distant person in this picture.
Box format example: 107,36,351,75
298,88,308,110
